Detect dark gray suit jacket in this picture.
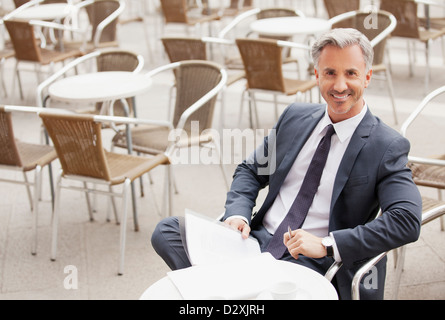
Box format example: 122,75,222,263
224,103,422,300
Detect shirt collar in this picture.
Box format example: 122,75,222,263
319,103,368,143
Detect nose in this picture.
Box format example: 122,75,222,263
332,74,348,93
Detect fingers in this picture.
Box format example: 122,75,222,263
240,223,251,239
224,218,251,239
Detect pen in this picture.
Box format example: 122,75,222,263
288,226,293,239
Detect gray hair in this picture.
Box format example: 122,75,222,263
311,28,374,72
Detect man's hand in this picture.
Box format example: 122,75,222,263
284,229,327,260
224,218,251,239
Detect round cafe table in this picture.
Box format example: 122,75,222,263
250,17,332,38
13,3,75,21
47,71,152,109
139,260,338,300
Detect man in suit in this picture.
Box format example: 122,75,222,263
151,28,422,299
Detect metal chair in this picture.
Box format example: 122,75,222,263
159,0,221,36
3,18,83,100
401,85,445,233
380,0,445,92
112,60,229,217
329,9,399,124
161,36,245,128
61,0,126,54
39,112,169,275
235,38,318,128
0,105,58,255
323,0,360,20
218,7,306,72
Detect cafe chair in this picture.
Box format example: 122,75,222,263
380,0,445,93
325,199,445,299
219,0,254,18
0,105,58,256
0,49,15,97
159,0,221,36
61,0,125,54
218,7,305,72
323,0,360,22
39,112,169,275
329,9,399,124
235,38,318,128
112,60,229,217
161,36,245,128
3,18,83,100
352,201,445,300
401,85,445,233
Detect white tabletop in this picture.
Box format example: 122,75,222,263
139,260,338,300
48,71,152,104
250,17,332,38
13,3,75,21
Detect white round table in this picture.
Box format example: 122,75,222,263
13,3,75,21
250,17,332,38
139,260,338,300
48,71,152,108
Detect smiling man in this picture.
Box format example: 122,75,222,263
151,29,422,300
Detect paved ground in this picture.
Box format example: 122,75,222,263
0,0,444,300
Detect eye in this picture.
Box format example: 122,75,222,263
347,70,358,77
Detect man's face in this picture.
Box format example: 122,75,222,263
314,44,372,123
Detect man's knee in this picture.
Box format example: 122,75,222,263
151,216,180,255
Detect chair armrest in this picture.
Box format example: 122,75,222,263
351,252,387,300
92,0,126,47
408,155,445,167
324,261,343,282
218,8,260,39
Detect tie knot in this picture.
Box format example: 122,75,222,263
325,124,335,138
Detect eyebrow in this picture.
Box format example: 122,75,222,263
322,67,360,74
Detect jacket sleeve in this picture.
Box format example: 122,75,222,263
332,135,422,268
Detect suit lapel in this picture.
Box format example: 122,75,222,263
259,107,325,218
330,109,376,214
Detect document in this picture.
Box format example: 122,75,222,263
184,209,261,266
167,210,289,299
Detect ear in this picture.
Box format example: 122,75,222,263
364,68,373,88
314,67,320,84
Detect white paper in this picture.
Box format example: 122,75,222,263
167,252,289,300
184,209,261,266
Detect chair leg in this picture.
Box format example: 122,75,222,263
108,185,119,224
238,89,247,128
51,171,63,261
31,165,42,255
439,190,444,231
425,40,431,93
83,182,94,221
163,165,173,217
118,178,131,276
23,172,33,211
212,140,230,191
392,246,406,300
130,181,139,232
384,68,398,125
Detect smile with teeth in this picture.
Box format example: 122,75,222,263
331,91,351,100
